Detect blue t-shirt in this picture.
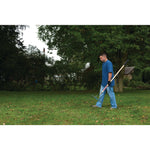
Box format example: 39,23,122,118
101,60,115,87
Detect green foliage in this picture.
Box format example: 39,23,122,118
1,25,150,91
132,67,143,81
128,80,150,89
38,25,150,91
45,59,84,91
0,25,26,89
81,70,101,90
0,25,54,91
123,78,130,87
142,67,150,83
38,25,150,69
3,80,24,91
24,45,48,86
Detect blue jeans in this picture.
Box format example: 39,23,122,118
96,85,117,108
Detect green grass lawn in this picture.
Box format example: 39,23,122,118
0,89,149,125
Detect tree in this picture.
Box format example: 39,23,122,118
0,25,26,89
24,44,52,88
38,25,150,92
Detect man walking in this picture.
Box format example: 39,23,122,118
92,52,117,109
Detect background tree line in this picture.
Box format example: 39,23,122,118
38,25,150,91
0,25,50,90
0,25,150,91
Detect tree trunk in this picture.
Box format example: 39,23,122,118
114,70,124,92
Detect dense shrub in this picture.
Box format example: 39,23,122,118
132,67,142,81
142,67,150,83
81,71,101,90
3,80,25,91
123,78,130,86
128,80,150,89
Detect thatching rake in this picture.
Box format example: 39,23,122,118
92,60,129,101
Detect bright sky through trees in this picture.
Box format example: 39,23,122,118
22,25,61,61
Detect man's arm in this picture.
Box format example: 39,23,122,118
107,72,112,86
107,61,113,86
108,72,112,81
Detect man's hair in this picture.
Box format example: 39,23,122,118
99,51,108,57
97,51,108,63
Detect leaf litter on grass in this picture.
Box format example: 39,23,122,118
0,90,150,125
